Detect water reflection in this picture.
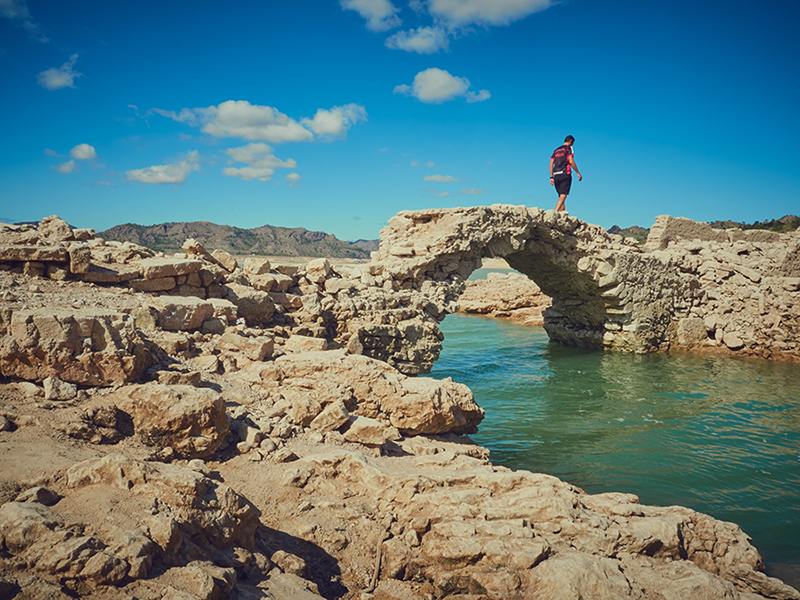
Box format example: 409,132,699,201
430,314,800,578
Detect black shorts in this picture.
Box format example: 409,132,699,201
554,174,572,196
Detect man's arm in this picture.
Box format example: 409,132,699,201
568,155,582,181
549,157,555,185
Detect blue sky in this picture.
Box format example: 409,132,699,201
1,0,798,241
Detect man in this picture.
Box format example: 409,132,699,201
550,135,582,212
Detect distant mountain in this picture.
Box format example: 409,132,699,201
608,225,650,243
349,239,380,253
98,221,374,259
709,215,800,233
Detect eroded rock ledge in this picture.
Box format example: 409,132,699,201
0,212,798,599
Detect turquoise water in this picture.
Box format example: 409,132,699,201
430,313,800,584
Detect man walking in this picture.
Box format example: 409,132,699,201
550,135,582,212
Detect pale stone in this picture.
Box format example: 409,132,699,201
43,376,78,401
212,249,238,272
115,383,229,458
222,283,275,326
285,335,328,353
136,257,203,280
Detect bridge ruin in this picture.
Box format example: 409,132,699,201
342,205,799,374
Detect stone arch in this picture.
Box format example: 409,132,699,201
345,206,796,374
371,204,683,354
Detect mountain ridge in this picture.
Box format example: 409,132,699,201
98,221,375,259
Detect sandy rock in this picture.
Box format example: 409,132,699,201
285,334,328,352
147,296,215,331
309,399,350,434
215,332,274,362
136,257,203,280
43,376,78,401
222,283,275,326
243,257,271,276
251,350,483,436
115,383,229,458
342,415,398,446
0,308,149,385
38,215,74,242
211,249,238,272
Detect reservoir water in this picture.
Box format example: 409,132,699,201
429,310,800,585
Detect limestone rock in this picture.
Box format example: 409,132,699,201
0,308,149,385
43,376,78,401
37,215,74,242
147,296,215,331
249,350,483,435
222,283,275,326
212,249,238,272
115,383,229,458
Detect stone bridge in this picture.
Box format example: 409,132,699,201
343,205,799,374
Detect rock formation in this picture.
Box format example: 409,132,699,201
367,206,800,368
0,211,798,599
458,269,552,325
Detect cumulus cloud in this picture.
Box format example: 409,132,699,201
223,143,297,182
385,26,449,53
44,148,61,157
427,0,553,27
460,187,487,195
37,54,81,90
70,143,98,160
395,68,490,103
126,150,200,185
286,172,302,187
153,100,367,144
55,160,76,174
424,174,460,182
0,0,48,42
340,0,401,31
301,104,368,138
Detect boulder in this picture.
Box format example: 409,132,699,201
0,308,149,386
115,383,229,458
37,215,74,242
212,249,238,272
250,350,483,436
147,296,215,331
222,283,275,326
135,257,203,280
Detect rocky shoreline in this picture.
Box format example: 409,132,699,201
0,212,799,599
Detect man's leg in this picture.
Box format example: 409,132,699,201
555,195,566,211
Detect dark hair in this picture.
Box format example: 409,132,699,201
564,135,575,144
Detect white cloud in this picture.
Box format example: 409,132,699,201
301,103,368,138
385,26,449,53
410,160,421,167
460,187,487,195
70,143,98,160
0,0,48,42
153,101,366,144
126,151,200,185
426,161,435,167
431,192,451,197
153,101,310,143
286,172,301,182
395,68,490,103
37,54,80,90
93,180,115,187
44,148,61,157
223,143,297,182
340,0,401,31
55,160,76,174
424,174,460,182
427,0,553,27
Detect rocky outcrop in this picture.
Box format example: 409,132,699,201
362,206,800,368
247,350,484,435
0,308,149,385
458,270,552,324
